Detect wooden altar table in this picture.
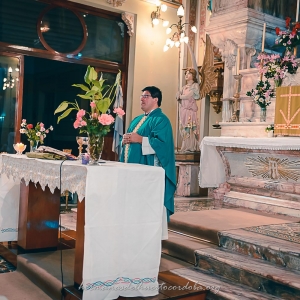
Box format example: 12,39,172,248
0,154,165,300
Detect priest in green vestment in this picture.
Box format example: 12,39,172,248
120,86,176,222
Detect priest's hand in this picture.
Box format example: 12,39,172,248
123,133,142,144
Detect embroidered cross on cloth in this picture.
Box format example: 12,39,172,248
274,86,300,137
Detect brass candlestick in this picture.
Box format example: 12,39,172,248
230,74,243,122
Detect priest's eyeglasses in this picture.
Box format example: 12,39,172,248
140,94,152,98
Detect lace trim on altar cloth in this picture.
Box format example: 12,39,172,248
0,154,87,201
201,137,300,151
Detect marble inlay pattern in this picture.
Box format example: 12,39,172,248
244,223,300,244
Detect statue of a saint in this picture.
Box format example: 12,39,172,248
176,68,200,152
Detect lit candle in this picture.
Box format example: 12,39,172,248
236,48,240,75
297,0,299,22
261,23,266,52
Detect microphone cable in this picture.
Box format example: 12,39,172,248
59,159,66,300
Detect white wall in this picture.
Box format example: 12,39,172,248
70,0,180,135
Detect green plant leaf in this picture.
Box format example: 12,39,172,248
72,84,90,92
99,79,105,88
96,98,110,113
85,90,97,97
92,80,101,89
57,108,76,123
84,66,92,84
54,102,69,114
91,85,99,92
89,67,98,81
77,94,93,100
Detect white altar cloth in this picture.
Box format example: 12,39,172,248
0,155,165,300
0,156,20,242
199,137,300,188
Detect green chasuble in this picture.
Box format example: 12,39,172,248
120,108,176,220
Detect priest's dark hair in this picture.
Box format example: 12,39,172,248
142,86,162,106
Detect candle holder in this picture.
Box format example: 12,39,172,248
13,143,26,155
230,74,243,122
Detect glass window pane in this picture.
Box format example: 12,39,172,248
81,15,125,63
0,0,125,63
40,7,84,53
0,56,20,153
0,0,47,50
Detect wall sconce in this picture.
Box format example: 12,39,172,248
3,66,19,90
163,5,197,51
151,1,169,27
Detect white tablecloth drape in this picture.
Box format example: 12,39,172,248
199,136,300,188
0,155,165,299
82,163,164,300
0,170,20,242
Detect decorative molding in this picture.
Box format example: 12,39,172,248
106,0,126,7
222,39,237,70
121,12,134,37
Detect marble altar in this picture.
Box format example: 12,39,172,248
199,137,300,217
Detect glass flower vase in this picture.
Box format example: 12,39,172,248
87,133,104,165
274,78,283,88
260,107,267,122
30,140,39,152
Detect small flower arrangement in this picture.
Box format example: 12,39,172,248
246,80,275,108
20,119,53,144
255,53,298,84
275,17,300,51
265,124,274,132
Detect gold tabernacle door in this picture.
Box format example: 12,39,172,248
274,85,300,137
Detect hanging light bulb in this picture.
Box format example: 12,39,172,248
183,36,189,43
177,5,184,17
163,45,169,52
166,38,172,45
191,26,197,33
170,40,175,48
166,27,172,34
8,67,12,73
155,0,161,6
161,4,167,12
180,32,185,38
152,18,159,25
175,41,180,47
162,20,169,27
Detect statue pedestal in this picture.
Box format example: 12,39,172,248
175,152,207,197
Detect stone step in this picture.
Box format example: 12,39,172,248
224,191,300,217
228,177,300,202
162,231,213,264
169,209,294,245
219,228,300,272
170,267,281,300
17,249,75,300
195,247,300,299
